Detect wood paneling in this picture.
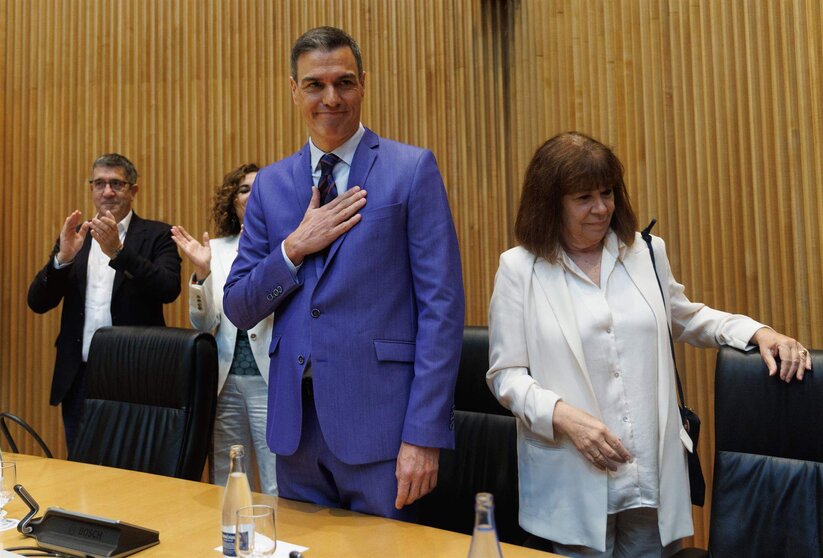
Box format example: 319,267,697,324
2,0,820,549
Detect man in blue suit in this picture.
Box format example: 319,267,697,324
223,27,464,520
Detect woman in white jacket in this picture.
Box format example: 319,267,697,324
487,132,809,557
172,163,276,494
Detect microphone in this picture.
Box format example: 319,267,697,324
14,484,159,557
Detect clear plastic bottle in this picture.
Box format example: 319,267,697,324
221,444,253,557
467,492,504,558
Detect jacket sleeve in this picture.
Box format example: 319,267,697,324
487,251,561,442
189,271,220,333
655,236,764,349
399,150,465,449
223,173,302,330
109,224,182,303
27,240,69,314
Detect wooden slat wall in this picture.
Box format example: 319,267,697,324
1,0,820,549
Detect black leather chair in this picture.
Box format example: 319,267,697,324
675,346,823,558
418,326,530,546
0,412,53,457
69,326,218,481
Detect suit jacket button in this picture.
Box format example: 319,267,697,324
311,308,320,318
267,293,274,301
297,355,305,365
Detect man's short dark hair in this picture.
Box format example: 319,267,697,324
515,132,638,262
290,26,363,80
91,153,139,184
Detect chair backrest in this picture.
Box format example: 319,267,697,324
417,326,528,546
710,346,823,557
0,412,53,458
454,326,513,417
69,326,218,481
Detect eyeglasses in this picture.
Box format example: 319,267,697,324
89,179,131,192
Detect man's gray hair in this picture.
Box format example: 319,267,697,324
290,26,363,80
91,153,139,184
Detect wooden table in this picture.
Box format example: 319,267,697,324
0,454,556,557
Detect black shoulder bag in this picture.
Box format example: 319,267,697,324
640,219,706,507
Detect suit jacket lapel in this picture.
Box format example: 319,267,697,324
284,145,321,280
346,128,379,191
293,143,315,213
74,235,93,298
220,236,240,279
621,241,668,328
112,213,143,295
532,258,598,399
319,128,379,275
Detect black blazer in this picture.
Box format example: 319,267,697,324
28,213,182,405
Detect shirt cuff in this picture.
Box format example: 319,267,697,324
280,241,302,278
53,255,73,269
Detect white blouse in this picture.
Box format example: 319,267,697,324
560,231,660,513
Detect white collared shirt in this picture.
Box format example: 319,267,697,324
82,211,133,361
560,230,660,513
308,123,365,193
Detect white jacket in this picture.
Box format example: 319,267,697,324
487,233,763,551
189,235,273,393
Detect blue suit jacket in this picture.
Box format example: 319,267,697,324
224,128,465,465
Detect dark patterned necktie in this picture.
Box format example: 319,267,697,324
318,153,341,206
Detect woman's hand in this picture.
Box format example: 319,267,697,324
751,327,812,382
171,225,212,281
552,401,633,471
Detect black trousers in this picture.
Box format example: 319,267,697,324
60,362,87,454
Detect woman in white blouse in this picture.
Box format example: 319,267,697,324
487,132,809,557
171,163,277,494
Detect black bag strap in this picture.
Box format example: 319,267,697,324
640,219,688,409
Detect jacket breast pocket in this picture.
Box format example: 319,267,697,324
373,339,416,362
359,203,402,224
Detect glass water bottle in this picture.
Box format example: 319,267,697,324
221,444,254,557
467,492,504,558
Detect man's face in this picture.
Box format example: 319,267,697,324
90,165,138,222
290,47,365,152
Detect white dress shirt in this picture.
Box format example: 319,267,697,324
81,211,132,360
560,230,660,513
308,123,365,193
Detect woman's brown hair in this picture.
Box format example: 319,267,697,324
515,132,637,261
212,163,260,237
